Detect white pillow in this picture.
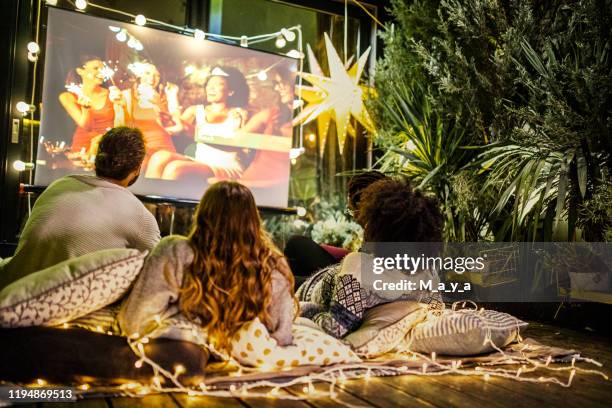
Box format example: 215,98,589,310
0,249,146,328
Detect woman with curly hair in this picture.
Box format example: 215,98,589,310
119,181,295,351
297,178,444,338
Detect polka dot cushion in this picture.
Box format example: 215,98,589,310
231,318,360,369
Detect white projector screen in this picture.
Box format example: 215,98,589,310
36,7,297,208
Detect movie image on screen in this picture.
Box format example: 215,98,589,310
36,7,297,208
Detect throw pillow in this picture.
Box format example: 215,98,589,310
0,249,146,328
344,301,427,358
405,308,528,356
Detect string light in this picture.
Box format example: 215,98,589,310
27,42,40,54
275,36,286,48
194,29,205,41
45,0,58,6
281,28,296,42
286,49,304,59
13,160,35,171
134,14,146,26
16,101,34,114
296,206,307,217
75,0,87,11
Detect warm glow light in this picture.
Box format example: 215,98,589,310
135,14,146,26
16,101,31,113
286,49,304,59
27,42,40,54
275,36,286,49
307,133,316,143
36,379,46,386
194,29,205,41
75,0,87,10
174,364,186,375
281,28,296,42
296,207,307,217
257,70,268,81
45,0,58,6
80,384,90,391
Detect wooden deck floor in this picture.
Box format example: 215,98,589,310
25,322,611,408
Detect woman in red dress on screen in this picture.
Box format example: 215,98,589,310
122,62,179,164
145,66,251,180
59,56,123,154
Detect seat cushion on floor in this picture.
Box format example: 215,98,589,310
0,326,209,384
0,249,146,328
406,308,528,356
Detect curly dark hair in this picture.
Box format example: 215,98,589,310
357,178,443,242
94,127,146,180
347,170,388,211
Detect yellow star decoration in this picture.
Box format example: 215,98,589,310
294,33,374,155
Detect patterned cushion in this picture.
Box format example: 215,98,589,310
0,249,146,328
231,318,360,368
344,301,427,357
404,309,528,356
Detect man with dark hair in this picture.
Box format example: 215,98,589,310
0,127,160,289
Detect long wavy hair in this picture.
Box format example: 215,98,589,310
179,181,294,352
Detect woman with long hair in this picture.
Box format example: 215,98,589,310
118,181,295,351
59,55,124,153
145,66,251,180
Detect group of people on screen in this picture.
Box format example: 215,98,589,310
1,127,443,353
58,57,294,180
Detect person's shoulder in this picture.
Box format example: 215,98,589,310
154,235,194,257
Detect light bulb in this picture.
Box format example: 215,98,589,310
75,0,87,11
194,29,205,41
13,161,35,171
256,71,267,81
27,42,40,54
307,133,316,143
27,52,38,62
296,207,306,217
134,41,143,51
281,28,296,42
275,36,286,49
127,38,137,49
45,0,58,6
16,101,32,113
135,14,146,26
116,30,127,42
109,25,121,32
286,49,304,59
240,36,248,47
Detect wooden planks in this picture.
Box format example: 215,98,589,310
36,320,611,408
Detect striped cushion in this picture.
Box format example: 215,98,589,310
406,309,528,356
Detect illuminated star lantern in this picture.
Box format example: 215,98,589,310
294,33,374,155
